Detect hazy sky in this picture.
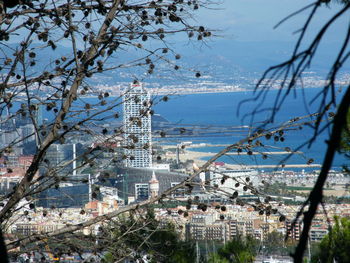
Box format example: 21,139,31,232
198,0,347,42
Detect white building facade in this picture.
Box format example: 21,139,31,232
123,82,152,168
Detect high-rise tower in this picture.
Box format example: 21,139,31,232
123,82,152,168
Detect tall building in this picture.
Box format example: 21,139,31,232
123,82,152,168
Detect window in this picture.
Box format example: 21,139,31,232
135,184,149,200
171,182,185,198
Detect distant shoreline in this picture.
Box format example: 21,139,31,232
163,145,322,171
80,86,328,98
81,88,246,98
185,148,322,170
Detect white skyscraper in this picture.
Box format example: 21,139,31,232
123,82,152,168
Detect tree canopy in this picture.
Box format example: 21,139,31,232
312,217,350,263
103,209,195,263
208,236,259,263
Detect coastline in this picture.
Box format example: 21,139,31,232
77,88,246,99
78,86,329,98
164,146,322,170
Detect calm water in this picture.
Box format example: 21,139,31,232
12,88,345,171
153,88,348,171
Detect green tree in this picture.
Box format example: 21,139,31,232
208,253,230,263
103,209,195,263
312,217,350,263
208,236,258,263
262,231,298,256
339,110,350,173
264,231,284,255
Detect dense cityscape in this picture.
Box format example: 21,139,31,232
1,0,350,263
0,82,349,262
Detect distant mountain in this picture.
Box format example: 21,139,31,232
5,40,347,88
178,40,344,74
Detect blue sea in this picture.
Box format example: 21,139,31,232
152,88,348,172
11,87,346,172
